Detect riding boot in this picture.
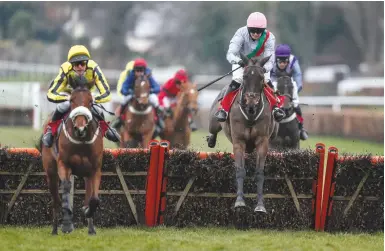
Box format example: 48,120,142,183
215,80,241,122
294,106,308,140
272,106,285,122
264,84,286,122
97,112,121,143
110,103,128,130
42,109,65,147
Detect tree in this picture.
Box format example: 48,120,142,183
334,2,383,66
0,2,37,39
8,10,36,46
277,2,321,67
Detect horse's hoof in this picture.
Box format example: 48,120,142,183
61,223,74,234
88,229,96,235
254,205,267,213
51,230,58,235
234,197,246,208
206,134,217,148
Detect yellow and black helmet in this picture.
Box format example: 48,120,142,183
67,45,91,63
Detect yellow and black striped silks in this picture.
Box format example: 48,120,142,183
47,60,111,103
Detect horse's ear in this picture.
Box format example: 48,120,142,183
259,55,272,68
240,53,249,66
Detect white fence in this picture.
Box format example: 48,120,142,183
0,82,383,130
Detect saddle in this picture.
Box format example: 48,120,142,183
219,85,285,111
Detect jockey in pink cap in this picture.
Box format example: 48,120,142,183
214,12,285,123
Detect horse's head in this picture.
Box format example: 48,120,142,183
133,74,151,110
239,54,271,117
68,75,94,138
276,70,294,110
179,82,199,115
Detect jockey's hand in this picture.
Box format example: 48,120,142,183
265,80,274,89
237,60,246,68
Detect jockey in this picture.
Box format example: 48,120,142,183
215,12,285,122
270,44,308,140
42,45,120,147
158,69,198,131
109,60,134,129
117,60,135,99
114,58,164,132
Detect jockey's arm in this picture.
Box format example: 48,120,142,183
149,76,160,94
47,67,70,103
93,66,111,103
226,28,244,65
117,69,129,98
121,72,135,96
269,65,278,83
291,60,303,92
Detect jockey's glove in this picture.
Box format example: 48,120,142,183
237,60,246,68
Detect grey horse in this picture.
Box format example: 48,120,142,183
206,54,278,213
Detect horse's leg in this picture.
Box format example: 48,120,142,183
57,160,74,233
207,98,222,148
185,129,191,149
121,130,129,148
142,129,154,149
254,137,269,213
233,141,246,208
291,120,301,150
45,159,60,235
83,176,92,215
85,167,101,235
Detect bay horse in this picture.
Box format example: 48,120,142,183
160,82,199,149
269,70,300,150
119,74,155,148
40,76,104,235
207,55,277,213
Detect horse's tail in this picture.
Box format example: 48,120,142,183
35,112,53,153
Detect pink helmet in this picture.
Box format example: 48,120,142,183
247,12,267,28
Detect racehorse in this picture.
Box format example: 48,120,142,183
160,82,199,149
207,54,278,213
269,70,300,149
40,76,105,235
119,74,156,148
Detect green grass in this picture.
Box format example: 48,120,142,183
0,226,382,251
0,126,383,155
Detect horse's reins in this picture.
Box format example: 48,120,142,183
91,104,122,143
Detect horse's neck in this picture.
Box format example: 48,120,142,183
173,93,189,125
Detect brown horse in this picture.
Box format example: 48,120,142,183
207,55,277,213
40,78,104,235
119,74,155,148
160,82,199,149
